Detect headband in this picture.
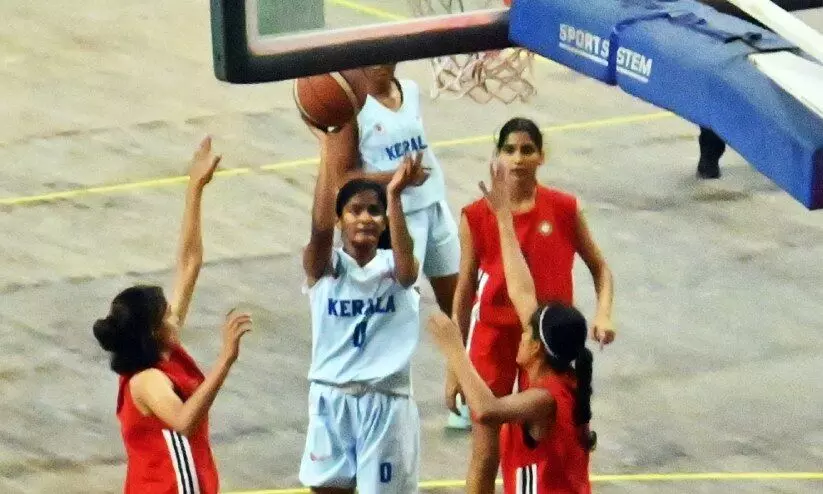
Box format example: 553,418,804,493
537,305,559,360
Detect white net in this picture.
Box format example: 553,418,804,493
408,0,536,104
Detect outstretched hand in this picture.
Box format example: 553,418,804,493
388,151,430,194
444,369,463,416
189,136,221,188
478,156,509,214
220,309,253,363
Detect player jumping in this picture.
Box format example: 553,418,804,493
298,120,426,493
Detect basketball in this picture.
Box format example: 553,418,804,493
294,70,369,132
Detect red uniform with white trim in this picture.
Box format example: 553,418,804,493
117,344,219,494
499,372,591,494
463,185,578,397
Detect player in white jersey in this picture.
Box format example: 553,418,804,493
298,121,425,493
322,63,470,429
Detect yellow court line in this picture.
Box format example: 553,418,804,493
0,168,251,206
328,0,406,21
433,112,672,148
227,471,823,494
0,112,672,207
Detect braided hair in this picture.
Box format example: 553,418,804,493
530,302,597,451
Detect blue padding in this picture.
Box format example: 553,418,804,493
510,0,823,210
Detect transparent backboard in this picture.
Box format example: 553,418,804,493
210,0,511,83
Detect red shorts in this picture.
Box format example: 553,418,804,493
467,319,526,400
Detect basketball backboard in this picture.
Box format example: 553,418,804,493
208,0,823,209
210,0,511,84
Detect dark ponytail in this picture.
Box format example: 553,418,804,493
573,347,593,425
534,302,597,451
574,347,596,451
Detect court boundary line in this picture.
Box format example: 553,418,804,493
0,112,672,207
227,471,823,494
328,0,406,21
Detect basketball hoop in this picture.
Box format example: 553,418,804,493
408,0,536,104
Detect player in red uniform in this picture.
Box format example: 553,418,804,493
93,137,253,494
430,159,596,493
448,118,614,492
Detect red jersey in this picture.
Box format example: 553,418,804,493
500,372,591,494
117,344,219,494
463,186,579,328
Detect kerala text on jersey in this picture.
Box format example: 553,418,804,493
327,296,396,317
385,136,428,160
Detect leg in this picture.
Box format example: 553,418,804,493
466,422,501,494
422,201,460,309
465,322,521,493
696,126,725,179
356,393,420,494
299,384,357,491
419,201,466,427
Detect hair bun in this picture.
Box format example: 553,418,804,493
93,317,118,352
583,428,597,452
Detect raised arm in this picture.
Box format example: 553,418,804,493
428,312,553,426
303,126,338,286
168,137,221,330
131,311,252,437
479,161,538,329
326,119,429,188
385,152,424,287
325,120,393,187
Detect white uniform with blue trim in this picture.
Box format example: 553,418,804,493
357,79,459,279
299,248,421,493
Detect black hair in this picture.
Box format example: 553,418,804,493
93,285,167,375
531,302,596,450
495,117,543,152
335,178,391,249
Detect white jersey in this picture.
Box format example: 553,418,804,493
357,78,447,213
305,248,421,396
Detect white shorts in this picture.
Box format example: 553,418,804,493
298,382,420,493
406,200,460,279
